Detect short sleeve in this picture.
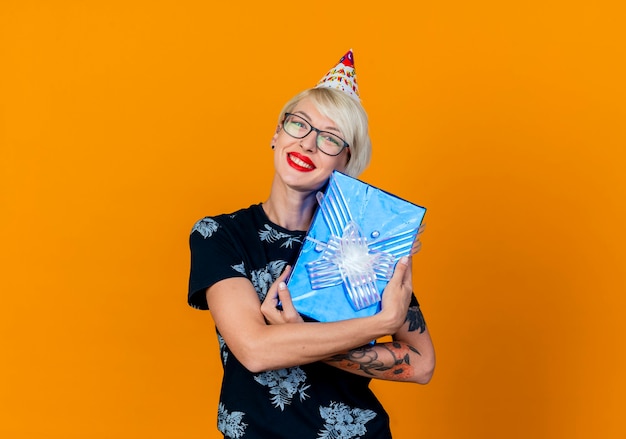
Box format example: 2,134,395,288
188,217,247,310
407,292,426,333
410,292,420,308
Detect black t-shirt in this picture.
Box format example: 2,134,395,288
188,204,392,439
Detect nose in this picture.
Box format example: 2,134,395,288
299,130,318,152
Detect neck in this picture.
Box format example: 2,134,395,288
262,176,320,231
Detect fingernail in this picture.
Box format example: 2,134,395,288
399,256,409,265
279,282,287,290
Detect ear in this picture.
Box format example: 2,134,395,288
271,124,281,144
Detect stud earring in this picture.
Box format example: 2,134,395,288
271,145,275,149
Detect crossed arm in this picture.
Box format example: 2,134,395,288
262,266,435,384
206,256,435,384
323,304,435,384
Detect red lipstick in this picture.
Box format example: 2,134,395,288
287,152,316,172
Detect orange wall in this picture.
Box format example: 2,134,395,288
1,1,624,438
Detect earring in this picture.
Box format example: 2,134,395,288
271,145,275,149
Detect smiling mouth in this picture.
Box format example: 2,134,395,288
287,153,315,171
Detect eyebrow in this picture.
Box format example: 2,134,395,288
293,110,342,134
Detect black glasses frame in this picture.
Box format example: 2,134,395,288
282,113,349,156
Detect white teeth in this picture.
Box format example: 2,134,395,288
290,154,314,169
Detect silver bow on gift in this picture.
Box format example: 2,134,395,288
305,178,417,311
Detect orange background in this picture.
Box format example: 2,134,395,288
1,1,625,438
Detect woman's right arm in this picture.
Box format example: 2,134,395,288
206,256,414,373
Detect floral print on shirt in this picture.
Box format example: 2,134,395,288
317,402,377,439
218,402,247,438
254,367,311,411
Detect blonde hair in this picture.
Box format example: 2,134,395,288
277,88,372,177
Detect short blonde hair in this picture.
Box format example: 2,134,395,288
277,88,372,177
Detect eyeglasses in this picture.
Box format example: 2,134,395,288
282,113,349,156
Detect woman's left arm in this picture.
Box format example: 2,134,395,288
323,297,435,384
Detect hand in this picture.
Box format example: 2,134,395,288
378,256,413,333
261,266,304,325
411,223,426,256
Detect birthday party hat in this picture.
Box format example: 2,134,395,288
316,49,360,100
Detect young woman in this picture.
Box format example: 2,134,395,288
188,53,435,439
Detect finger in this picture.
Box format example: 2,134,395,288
390,256,411,286
262,282,279,307
261,291,278,319
276,282,303,323
411,240,422,255
279,265,292,282
263,265,293,307
411,224,426,255
402,257,413,287
274,265,292,309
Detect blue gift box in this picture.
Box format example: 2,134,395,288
287,171,426,322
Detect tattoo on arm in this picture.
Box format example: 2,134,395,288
407,305,426,333
328,342,421,379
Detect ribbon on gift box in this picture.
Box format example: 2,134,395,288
303,175,418,311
